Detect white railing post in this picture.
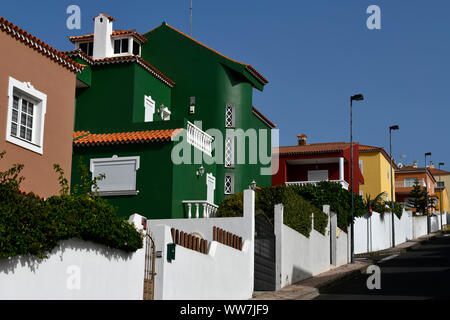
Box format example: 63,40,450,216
195,203,200,219
187,203,192,219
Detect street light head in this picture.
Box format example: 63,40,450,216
439,162,445,166
390,125,399,131
351,94,364,101
425,152,432,156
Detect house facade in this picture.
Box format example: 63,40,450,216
395,164,438,212
358,144,397,202
68,14,274,219
0,17,82,198
429,166,450,213
272,134,364,194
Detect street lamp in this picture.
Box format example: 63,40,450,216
425,152,432,234
439,162,445,230
389,125,399,248
350,93,364,264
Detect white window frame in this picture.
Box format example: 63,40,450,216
6,77,47,155
225,104,235,128
90,155,140,196
144,95,155,122
113,37,132,56
224,173,234,195
225,135,235,168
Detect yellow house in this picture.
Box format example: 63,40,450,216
359,145,396,202
435,183,449,213
430,166,450,213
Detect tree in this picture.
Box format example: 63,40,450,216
406,179,426,215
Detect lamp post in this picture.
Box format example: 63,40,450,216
389,125,399,248
439,162,445,230
425,152,432,234
350,94,364,264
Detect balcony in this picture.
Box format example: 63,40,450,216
395,179,426,189
182,200,218,218
186,121,213,156
286,179,349,190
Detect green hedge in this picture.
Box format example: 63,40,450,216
288,181,367,231
0,154,143,259
217,186,328,237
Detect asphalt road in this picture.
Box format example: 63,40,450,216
315,233,450,300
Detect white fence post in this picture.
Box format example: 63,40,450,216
274,203,283,291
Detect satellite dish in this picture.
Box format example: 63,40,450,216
398,163,404,168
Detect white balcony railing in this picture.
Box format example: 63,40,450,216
182,200,218,218
286,180,349,190
395,179,426,188
186,121,213,156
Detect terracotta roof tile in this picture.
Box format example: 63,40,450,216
93,13,116,22
275,142,352,155
429,168,450,175
63,51,174,87
0,16,83,73
69,30,147,44
73,129,183,146
359,144,398,169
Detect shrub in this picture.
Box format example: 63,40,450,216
217,186,328,237
288,181,367,231
0,153,143,259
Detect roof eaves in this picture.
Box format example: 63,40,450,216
0,17,83,73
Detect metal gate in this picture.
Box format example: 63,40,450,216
254,214,276,291
143,230,156,300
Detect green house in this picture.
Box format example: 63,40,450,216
68,13,275,219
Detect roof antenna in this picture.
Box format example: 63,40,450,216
190,0,193,36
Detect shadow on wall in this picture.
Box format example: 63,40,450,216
290,266,313,285
0,238,135,274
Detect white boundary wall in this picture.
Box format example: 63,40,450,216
274,204,350,289
145,189,255,300
0,214,146,300
355,210,444,255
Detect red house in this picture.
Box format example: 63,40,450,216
272,134,364,194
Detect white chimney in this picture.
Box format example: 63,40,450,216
93,13,114,60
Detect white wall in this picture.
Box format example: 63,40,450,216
413,215,428,238
274,204,350,289
355,210,445,255
147,189,255,300
336,228,351,267
0,214,146,300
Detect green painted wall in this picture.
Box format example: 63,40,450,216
74,62,171,133
141,24,273,205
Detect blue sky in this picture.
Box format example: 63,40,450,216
1,0,449,169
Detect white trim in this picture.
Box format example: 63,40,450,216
144,95,155,122
6,77,47,155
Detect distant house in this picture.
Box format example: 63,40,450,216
67,14,274,219
358,144,397,202
395,163,438,213
429,164,449,214
0,17,82,197
272,134,364,194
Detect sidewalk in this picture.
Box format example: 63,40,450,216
251,259,371,300
355,232,440,258
251,231,442,300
